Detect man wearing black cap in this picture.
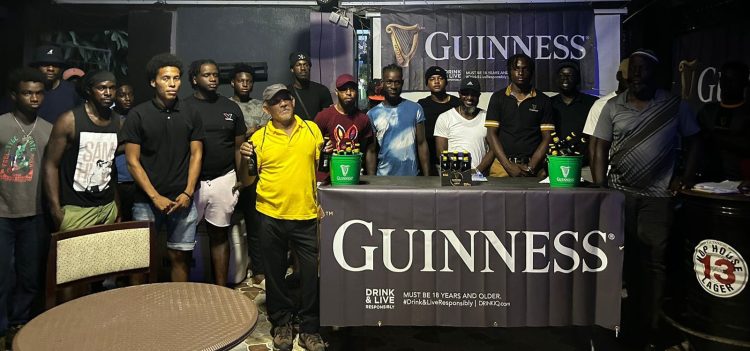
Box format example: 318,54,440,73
485,53,555,177
288,52,333,121
239,84,332,351
592,49,700,350
29,45,80,124
43,71,120,232
434,78,493,174
551,60,597,145
418,66,460,173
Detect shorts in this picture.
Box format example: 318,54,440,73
60,201,118,232
195,170,240,227
133,201,199,251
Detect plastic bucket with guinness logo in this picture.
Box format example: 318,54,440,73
665,190,750,350
330,154,361,186
547,155,582,188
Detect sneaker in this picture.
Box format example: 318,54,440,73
271,323,295,351
298,332,326,351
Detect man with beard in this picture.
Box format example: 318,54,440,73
288,52,333,121
314,73,373,175
485,54,555,177
113,83,135,221
0,68,52,349
29,45,80,123
417,66,460,173
366,64,430,176
434,78,493,174
121,53,204,282
239,84,332,351
44,71,120,232
592,49,700,350
230,63,270,136
184,59,246,287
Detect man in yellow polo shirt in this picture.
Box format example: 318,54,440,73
240,84,331,351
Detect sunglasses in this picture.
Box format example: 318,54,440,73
268,92,293,106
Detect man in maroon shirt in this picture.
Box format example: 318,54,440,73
314,74,373,179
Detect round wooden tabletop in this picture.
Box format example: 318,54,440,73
13,282,258,351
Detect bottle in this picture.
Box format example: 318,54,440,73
450,153,460,170
247,141,258,176
318,137,332,172
441,154,450,171
461,156,471,172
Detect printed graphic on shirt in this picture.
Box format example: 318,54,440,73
334,124,359,149
0,135,37,182
223,112,235,121
73,131,118,193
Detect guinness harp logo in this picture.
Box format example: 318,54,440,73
679,59,699,100
386,23,422,67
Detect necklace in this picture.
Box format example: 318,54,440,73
11,113,37,144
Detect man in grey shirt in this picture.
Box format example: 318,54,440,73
591,49,700,350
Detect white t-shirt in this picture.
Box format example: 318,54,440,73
433,108,488,169
582,91,617,136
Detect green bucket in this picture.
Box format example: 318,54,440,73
547,155,583,188
330,154,362,186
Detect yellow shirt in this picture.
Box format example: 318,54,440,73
251,115,322,220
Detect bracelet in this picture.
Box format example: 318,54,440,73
181,191,193,200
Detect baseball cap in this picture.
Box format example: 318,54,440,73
335,74,357,89
63,67,85,81
458,77,481,94
30,45,68,68
289,52,310,67
262,83,291,102
424,66,447,84
630,49,659,64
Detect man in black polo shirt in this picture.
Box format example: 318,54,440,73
485,53,555,177
120,53,204,282
288,52,333,120
184,59,246,287
551,60,597,163
417,66,460,174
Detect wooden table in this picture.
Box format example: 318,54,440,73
13,282,258,351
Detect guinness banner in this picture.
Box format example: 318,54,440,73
380,9,598,92
319,179,624,328
672,23,750,109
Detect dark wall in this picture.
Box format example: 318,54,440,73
175,6,311,99
128,10,175,105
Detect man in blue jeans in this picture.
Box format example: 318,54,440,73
0,68,54,348
120,53,204,282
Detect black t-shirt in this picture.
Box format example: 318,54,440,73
551,92,597,138
418,95,461,167
485,87,555,158
289,81,333,120
38,80,81,123
184,95,246,179
119,98,205,202
697,102,750,181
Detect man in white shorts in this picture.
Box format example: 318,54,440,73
184,59,247,286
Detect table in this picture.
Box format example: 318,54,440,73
13,282,258,351
319,176,624,329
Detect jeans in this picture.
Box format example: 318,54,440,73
0,215,47,336
132,202,198,251
258,213,319,333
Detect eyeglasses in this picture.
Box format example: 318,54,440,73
382,79,403,86
268,92,293,106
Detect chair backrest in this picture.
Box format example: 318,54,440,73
45,221,158,309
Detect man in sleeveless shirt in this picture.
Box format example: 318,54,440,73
44,71,120,232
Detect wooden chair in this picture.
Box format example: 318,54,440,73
45,221,158,309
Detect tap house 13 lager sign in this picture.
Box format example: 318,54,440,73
381,9,598,93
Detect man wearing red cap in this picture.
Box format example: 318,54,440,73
313,73,373,179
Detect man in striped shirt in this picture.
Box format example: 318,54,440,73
592,49,700,350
